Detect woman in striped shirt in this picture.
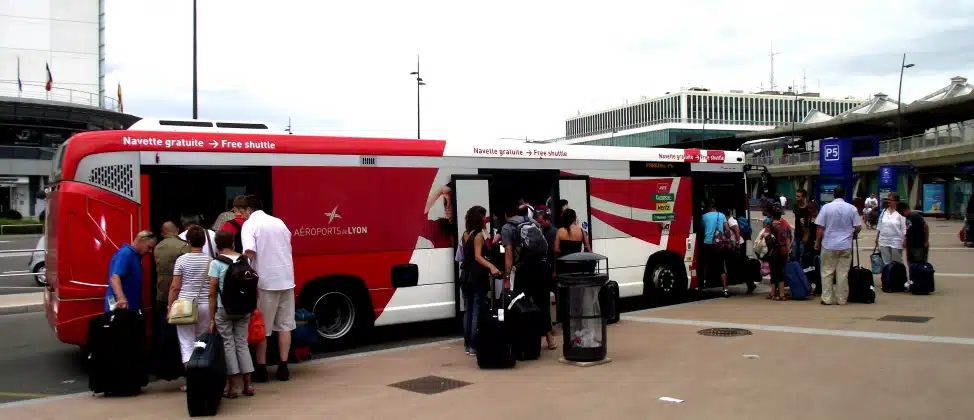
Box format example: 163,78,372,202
169,225,214,366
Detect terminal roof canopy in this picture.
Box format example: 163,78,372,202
915,77,973,103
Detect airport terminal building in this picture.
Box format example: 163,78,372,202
1,0,139,218
556,87,866,147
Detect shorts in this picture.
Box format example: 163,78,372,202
258,289,296,336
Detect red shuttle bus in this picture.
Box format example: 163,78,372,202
44,119,750,349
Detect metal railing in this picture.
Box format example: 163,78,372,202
556,117,782,142
747,121,974,166
0,80,122,112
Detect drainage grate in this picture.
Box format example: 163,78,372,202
388,376,472,395
698,328,752,337
878,315,933,323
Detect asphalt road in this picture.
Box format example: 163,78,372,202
0,234,43,296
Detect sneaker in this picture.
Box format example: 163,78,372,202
723,288,730,298
276,363,290,382
252,364,268,383
746,284,757,295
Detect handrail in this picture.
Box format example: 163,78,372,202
0,80,121,112
746,121,974,166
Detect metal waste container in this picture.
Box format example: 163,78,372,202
556,252,608,362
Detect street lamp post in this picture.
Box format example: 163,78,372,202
791,96,805,141
701,117,710,140
409,55,426,139
192,0,198,119
897,53,915,139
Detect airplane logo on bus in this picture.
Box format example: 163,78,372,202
324,205,343,224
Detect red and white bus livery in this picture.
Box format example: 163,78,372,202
43,120,749,349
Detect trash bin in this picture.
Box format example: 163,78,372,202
556,252,609,363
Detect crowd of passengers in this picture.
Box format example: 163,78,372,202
699,185,930,304
106,194,296,399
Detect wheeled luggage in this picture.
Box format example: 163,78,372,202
508,292,543,361
599,280,620,324
881,261,908,293
87,309,148,396
848,239,876,304
909,263,936,295
783,260,812,300
186,332,227,417
476,276,516,369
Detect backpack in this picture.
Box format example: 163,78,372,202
227,219,244,253
737,216,751,239
508,219,548,263
215,255,259,316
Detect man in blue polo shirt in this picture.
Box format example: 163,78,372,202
105,231,157,312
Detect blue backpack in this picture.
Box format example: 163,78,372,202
737,216,752,240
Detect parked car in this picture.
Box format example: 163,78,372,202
28,236,45,287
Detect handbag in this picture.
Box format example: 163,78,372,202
870,247,884,274
168,253,211,325
248,309,266,345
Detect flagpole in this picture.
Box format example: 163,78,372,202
192,0,199,119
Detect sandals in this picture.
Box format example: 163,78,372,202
224,390,239,399
243,385,256,397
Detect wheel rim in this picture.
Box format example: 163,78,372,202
653,265,675,293
312,292,356,340
36,267,46,285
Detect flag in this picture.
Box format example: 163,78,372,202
45,63,53,91
17,57,22,92
117,82,123,112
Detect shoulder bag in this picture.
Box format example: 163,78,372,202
168,255,211,325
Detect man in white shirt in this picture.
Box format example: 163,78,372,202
814,185,862,305
238,195,296,382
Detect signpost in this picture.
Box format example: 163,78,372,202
817,137,853,203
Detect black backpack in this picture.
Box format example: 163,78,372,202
216,255,259,316
508,219,548,263
227,220,244,253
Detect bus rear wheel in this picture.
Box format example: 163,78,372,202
299,280,371,351
644,257,686,305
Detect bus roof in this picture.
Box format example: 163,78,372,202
129,118,287,134
58,130,745,180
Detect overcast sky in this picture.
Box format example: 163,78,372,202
105,0,974,142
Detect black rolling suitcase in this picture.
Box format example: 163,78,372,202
186,332,227,417
87,309,148,396
476,277,516,369
599,280,620,324
848,239,876,304
508,292,543,361
909,263,935,295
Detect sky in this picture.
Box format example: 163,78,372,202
104,0,974,142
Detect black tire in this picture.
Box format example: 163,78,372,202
33,262,46,287
298,280,372,351
643,258,686,305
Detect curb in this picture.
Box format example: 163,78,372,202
0,303,45,316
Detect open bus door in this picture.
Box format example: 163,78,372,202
691,168,749,288
449,175,492,318
556,175,592,233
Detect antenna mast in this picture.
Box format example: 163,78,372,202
769,41,780,92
